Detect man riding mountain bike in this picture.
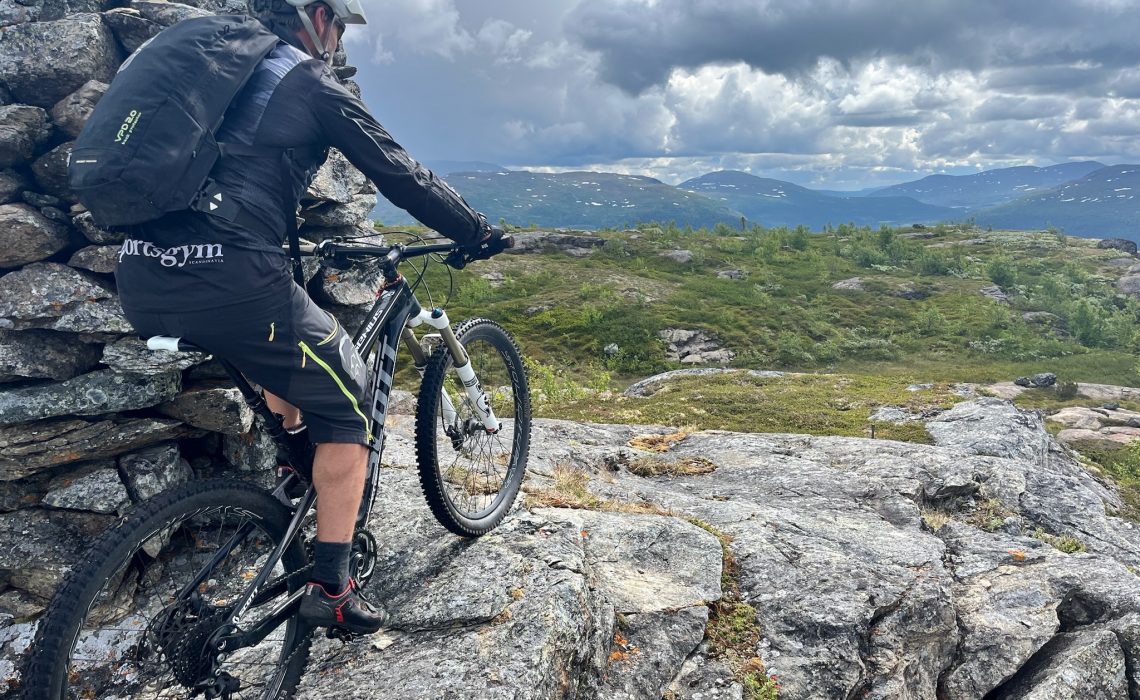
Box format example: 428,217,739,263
114,0,505,635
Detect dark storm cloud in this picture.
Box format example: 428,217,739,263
833,111,924,127
972,95,1069,123
565,0,1140,94
984,65,1109,96
343,1,1140,190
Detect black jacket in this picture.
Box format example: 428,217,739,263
116,43,482,313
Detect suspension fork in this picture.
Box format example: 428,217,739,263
402,327,460,428
406,309,500,433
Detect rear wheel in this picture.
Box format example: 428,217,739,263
23,479,312,700
415,318,531,536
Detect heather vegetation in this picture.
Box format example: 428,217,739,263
401,221,1139,388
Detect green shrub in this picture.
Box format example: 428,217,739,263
914,251,951,275
772,332,816,367
841,331,900,360
915,307,946,336
1068,299,1107,347
789,225,810,251
987,258,1017,288
713,222,737,237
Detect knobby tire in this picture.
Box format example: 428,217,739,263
414,318,531,536
23,479,312,700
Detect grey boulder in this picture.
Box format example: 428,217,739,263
0,14,120,107
304,149,366,204
506,231,605,256
301,192,377,228
309,260,383,307
1097,237,1138,255
0,329,101,383
49,79,108,139
0,169,29,204
118,441,193,501
1117,274,1140,299
0,105,50,168
67,244,119,274
72,210,125,244
0,263,132,335
31,141,74,198
41,462,130,514
100,336,204,375
0,508,84,598
102,1,210,52
0,415,193,478
0,203,73,269
0,368,181,425
157,382,254,435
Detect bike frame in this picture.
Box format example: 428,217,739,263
147,240,504,664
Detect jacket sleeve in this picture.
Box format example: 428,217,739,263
310,71,485,248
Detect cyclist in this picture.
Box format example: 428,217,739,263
114,0,505,634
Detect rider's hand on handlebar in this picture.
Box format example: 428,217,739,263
447,224,511,269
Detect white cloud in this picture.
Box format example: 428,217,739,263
342,1,1140,189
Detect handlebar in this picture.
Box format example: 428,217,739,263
293,232,513,271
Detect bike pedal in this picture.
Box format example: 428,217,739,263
326,627,359,643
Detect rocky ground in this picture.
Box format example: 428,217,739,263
6,396,1139,699
282,397,1140,700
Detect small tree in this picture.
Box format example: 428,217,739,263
986,258,1017,288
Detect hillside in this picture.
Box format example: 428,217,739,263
370,162,1140,239
869,162,1106,209
975,165,1140,239
371,170,743,229
678,170,956,228
412,222,1140,388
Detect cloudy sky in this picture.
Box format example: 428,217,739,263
343,0,1140,190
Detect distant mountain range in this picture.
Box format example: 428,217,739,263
373,168,741,229
974,165,1140,237
677,171,955,229
370,160,1140,241
868,162,1106,209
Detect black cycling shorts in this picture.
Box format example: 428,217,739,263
125,283,371,445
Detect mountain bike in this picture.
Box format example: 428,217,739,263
21,235,532,699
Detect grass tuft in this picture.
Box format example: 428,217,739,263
685,517,780,699
627,455,717,478
965,498,1018,532
1031,527,1087,554
523,464,669,515
628,427,696,452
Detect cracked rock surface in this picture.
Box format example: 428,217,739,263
297,399,1140,699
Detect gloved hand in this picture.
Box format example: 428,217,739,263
447,223,511,268
465,225,510,261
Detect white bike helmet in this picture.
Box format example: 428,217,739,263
284,0,367,62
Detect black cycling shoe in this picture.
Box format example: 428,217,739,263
298,579,387,635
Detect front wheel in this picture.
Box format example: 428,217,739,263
22,479,312,700
415,318,531,536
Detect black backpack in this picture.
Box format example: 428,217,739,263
69,15,281,227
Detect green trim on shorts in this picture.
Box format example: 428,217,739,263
297,339,372,442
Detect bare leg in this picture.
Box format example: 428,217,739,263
313,442,369,543
265,391,302,430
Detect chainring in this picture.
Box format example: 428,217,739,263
350,529,378,588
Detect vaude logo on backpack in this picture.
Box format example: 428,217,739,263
68,15,280,228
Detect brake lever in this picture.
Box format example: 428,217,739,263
444,249,468,270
